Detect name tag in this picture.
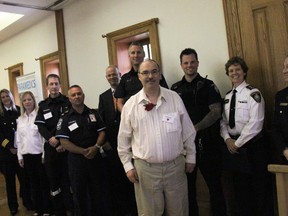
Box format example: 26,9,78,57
162,113,175,123
89,114,96,122
44,112,53,120
69,122,79,131
280,103,288,106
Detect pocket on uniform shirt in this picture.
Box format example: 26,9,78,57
237,103,249,122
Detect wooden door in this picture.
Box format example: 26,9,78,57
223,0,288,127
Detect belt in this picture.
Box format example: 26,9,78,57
135,155,184,167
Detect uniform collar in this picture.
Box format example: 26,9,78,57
181,73,201,84
234,80,248,93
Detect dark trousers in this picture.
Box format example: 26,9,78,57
107,150,137,216
68,153,112,216
45,149,73,216
222,137,274,216
23,154,52,214
1,158,32,211
187,145,227,216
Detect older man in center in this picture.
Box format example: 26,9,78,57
118,59,196,216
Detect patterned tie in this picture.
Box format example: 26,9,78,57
229,89,237,128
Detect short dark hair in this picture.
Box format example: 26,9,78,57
180,48,198,63
225,56,249,79
128,41,143,49
46,74,61,86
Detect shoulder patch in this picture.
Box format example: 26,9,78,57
56,118,63,130
246,85,255,90
251,92,261,103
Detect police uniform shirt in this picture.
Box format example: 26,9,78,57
0,106,20,160
35,93,70,141
220,81,264,148
55,106,105,149
272,86,288,156
171,74,222,125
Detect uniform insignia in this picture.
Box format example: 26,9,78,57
280,103,288,106
224,99,229,104
89,114,97,122
56,118,63,130
239,100,248,103
226,90,232,95
251,92,261,103
246,85,255,90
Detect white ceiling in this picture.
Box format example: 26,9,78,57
0,0,75,43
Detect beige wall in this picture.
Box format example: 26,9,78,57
0,0,230,108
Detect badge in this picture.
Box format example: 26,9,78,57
89,114,97,122
56,118,63,130
44,112,53,120
162,113,175,123
251,92,261,103
68,122,79,131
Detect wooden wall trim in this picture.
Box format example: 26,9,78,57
222,0,243,57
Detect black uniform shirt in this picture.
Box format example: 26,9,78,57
56,105,105,148
0,106,20,160
272,86,288,157
35,93,70,141
171,74,221,124
114,67,169,103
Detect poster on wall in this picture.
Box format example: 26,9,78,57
16,72,41,104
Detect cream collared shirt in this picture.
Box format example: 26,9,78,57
117,87,196,173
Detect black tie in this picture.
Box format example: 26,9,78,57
229,89,237,128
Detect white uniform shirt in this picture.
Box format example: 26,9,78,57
220,81,264,147
118,87,196,173
16,109,44,160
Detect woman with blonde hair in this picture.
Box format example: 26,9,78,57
0,89,32,215
16,91,52,216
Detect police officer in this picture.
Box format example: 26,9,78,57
220,56,273,216
35,74,73,216
171,48,226,216
114,41,168,112
56,85,112,216
271,55,288,164
0,89,32,215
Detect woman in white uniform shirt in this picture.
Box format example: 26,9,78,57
220,56,273,216
16,91,52,216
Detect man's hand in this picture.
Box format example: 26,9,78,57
48,136,59,147
283,148,288,160
56,145,65,152
185,163,196,173
19,159,24,168
126,169,139,183
10,148,17,155
84,146,98,159
225,138,239,154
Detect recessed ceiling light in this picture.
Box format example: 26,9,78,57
0,11,24,31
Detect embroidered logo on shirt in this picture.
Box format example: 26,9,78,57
251,92,261,103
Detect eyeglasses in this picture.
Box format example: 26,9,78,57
138,70,159,76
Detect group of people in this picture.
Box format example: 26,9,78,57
0,41,287,216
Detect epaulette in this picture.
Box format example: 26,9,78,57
246,85,255,90
171,81,182,90
226,90,232,95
